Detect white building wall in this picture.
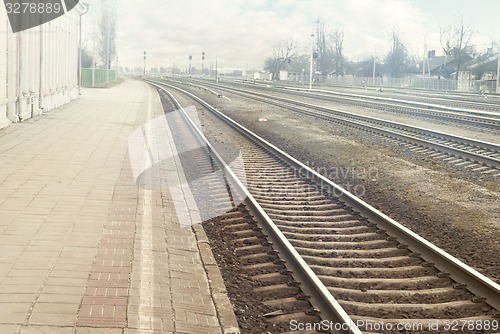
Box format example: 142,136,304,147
0,5,84,129
279,70,289,81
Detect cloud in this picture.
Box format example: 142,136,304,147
81,0,496,70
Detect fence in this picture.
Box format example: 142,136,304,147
289,75,498,94
81,68,117,87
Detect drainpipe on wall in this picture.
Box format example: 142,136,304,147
38,22,43,115
17,32,23,122
496,47,499,94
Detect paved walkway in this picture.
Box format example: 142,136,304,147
0,79,239,334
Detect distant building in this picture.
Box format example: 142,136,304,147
279,70,289,81
253,72,272,80
458,52,499,92
404,50,460,79
0,4,87,129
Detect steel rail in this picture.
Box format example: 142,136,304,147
178,79,500,169
243,80,500,117
284,86,500,118
279,87,500,126
201,78,500,130
147,79,500,313
149,81,361,334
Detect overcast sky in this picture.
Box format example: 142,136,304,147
80,0,499,70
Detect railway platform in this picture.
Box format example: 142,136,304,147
0,79,239,334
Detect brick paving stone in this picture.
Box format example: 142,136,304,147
0,325,22,334
36,294,83,304
0,295,35,303
75,328,123,334
0,313,28,324
125,329,173,334
0,303,33,314
0,285,40,294
39,285,86,296
28,313,77,326
20,327,74,334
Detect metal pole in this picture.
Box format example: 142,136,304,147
422,52,425,78
92,58,95,87
422,38,426,78
18,32,23,121
92,34,95,87
496,45,500,93
372,57,376,86
39,23,43,110
309,33,314,91
202,51,205,75
79,13,82,92
106,10,110,84
215,56,218,83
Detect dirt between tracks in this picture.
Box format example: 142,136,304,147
176,83,500,285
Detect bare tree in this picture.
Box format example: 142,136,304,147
385,27,410,78
264,40,299,80
440,14,474,80
97,0,117,69
316,21,330,76
331,29,345,75
287,54,310,73
314,19,346,76
312,20,345,76
454,15,474,81
440,25,454,57
263,21,347,79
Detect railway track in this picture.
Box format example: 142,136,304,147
254,80,500,115
176,79,500,177
149,79,500,333
225,79,500,128
346,90,500,113
156,86,325,333
331,87,500,113
280,87,500,130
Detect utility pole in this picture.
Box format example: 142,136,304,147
106,10,110,83
372,57,376,86
202,52,205,75
91,36,96,87
143,51,146,75
309,33,314,91
497,43,500,93
92,59,96,87
422,37,427,78
215,56,218,83
39,23,43,109
422,49,426,78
